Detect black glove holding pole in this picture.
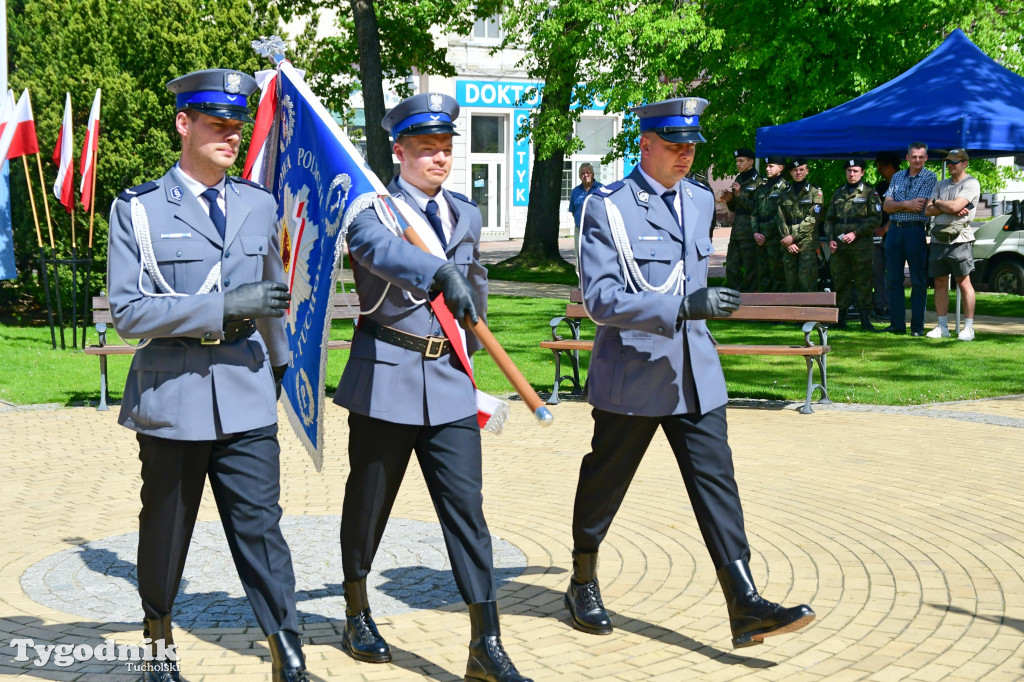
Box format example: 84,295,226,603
430,261,479,327
224,281,290,322
272,364,288,400
677,287,741,325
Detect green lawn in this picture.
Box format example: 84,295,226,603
2,294,1022,408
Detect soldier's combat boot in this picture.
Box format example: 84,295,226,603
564,550,612,634
141,614,181,682
832,309,847,329
341,579,392,663
466,601,532,682
267,631,310,682
718,560,815,648
859,310,876,331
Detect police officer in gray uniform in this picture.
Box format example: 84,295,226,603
333,93,530,682
107,69,308,682
565,97,815,649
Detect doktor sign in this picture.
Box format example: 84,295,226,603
455,80,609,208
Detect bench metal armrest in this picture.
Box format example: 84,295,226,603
548,316,582,342
95,322,108,348
801,320,828,348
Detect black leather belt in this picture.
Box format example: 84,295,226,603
203,319,256,345
892,220,926,228
360,318,451,358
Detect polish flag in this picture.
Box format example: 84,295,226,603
78,89,101,211
0,89,40,160
242,69,278,182
53,93,74,213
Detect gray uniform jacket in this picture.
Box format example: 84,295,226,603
579,168,728,417
107,166,288,441
333,177,488,426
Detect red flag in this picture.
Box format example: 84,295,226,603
78,89,101,211
0,89,40,160
53,93,74,213
242,70,278,181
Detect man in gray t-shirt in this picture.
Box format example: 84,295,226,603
924,148,981,340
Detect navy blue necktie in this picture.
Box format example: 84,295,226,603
426,199,447,249
661,189,679,227
202,187,226,240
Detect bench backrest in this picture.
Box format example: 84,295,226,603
564,290,838,324
92,293,363,325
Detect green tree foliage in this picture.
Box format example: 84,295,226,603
3,0,281,312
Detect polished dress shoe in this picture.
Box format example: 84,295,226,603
466,601,532,682
142,615,181,682
341,579,392,663
564,550,612,635
718,560,815,648
267,631,310,682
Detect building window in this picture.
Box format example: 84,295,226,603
473,14,502,41
562,161,573,201
576,117,614,157
1015,155,1024,171
471,115,505,154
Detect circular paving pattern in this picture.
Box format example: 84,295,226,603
20,515,526,627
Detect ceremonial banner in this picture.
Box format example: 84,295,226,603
267,62,384,470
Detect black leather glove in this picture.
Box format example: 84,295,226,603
224,281,290,322
430,262,479,326
272,364,288,401
677,287,741,324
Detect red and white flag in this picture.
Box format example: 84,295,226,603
242,70,278,182
78,89,101,212
53,93,74,213
0,89,40,160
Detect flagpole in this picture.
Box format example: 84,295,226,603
82,131,98,347
35,151,64,348
22,154,56,348
70,199,78,348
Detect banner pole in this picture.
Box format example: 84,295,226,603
22,155,55,348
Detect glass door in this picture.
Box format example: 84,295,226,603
471,162,503,230
469,114,507,233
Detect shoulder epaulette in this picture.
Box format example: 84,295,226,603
600,180,625,194
117,181,159,202
449,191,478,207
231,176,272,194
684,177,712,194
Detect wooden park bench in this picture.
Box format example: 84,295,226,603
85,293,361,411
540,290,838,414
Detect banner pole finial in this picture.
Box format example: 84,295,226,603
251,35,288,66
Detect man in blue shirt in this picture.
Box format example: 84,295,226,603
569,163,603,250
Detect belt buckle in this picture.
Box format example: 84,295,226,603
424,336,446,358
200,338,221,345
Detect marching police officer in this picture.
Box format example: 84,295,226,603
106,69,308,682
721,147,760,291
778,159,824,291
566,96,815,649
332,93,531,682
750,155,790,292
824,159,883,329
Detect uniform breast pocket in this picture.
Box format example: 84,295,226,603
239,235,270,279
631,240,676,281
152,241,206,292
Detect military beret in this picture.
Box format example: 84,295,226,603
787,159,808,170
765,155,787,165
630,97,708,144
166,69,257,124
733,147,755,159
382,93,460,140
844,158,865,170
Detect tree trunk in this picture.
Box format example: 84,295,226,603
519,152,565,261
350,0,393,184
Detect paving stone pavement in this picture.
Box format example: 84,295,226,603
3,396,1024,680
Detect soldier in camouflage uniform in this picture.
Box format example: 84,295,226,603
721,148,760,291
750,156,789,292
777,160,824,292
824,159,883,330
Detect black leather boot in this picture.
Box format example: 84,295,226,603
267,631,310,682
341,579,392,663
142,615,181,682
859,310,876,331
466,601,531,682
718,560,815,648
564,550,612,635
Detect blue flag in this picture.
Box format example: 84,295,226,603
0,163,16,280
268,63,385,470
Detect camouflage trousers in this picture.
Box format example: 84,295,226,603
782,248,819,292
725,229,760,291
831,245,873,312
758,239,786,292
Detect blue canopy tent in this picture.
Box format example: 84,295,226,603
756,29,1024,158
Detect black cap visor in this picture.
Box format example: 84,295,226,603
396,121,460,139
653,128,706,144
183,103,255,124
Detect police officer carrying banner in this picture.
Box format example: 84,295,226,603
106,70,309,682
778,159,824,291
750,155,789,292
824,159,883,330
332,93,531,682
565,96,815,649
